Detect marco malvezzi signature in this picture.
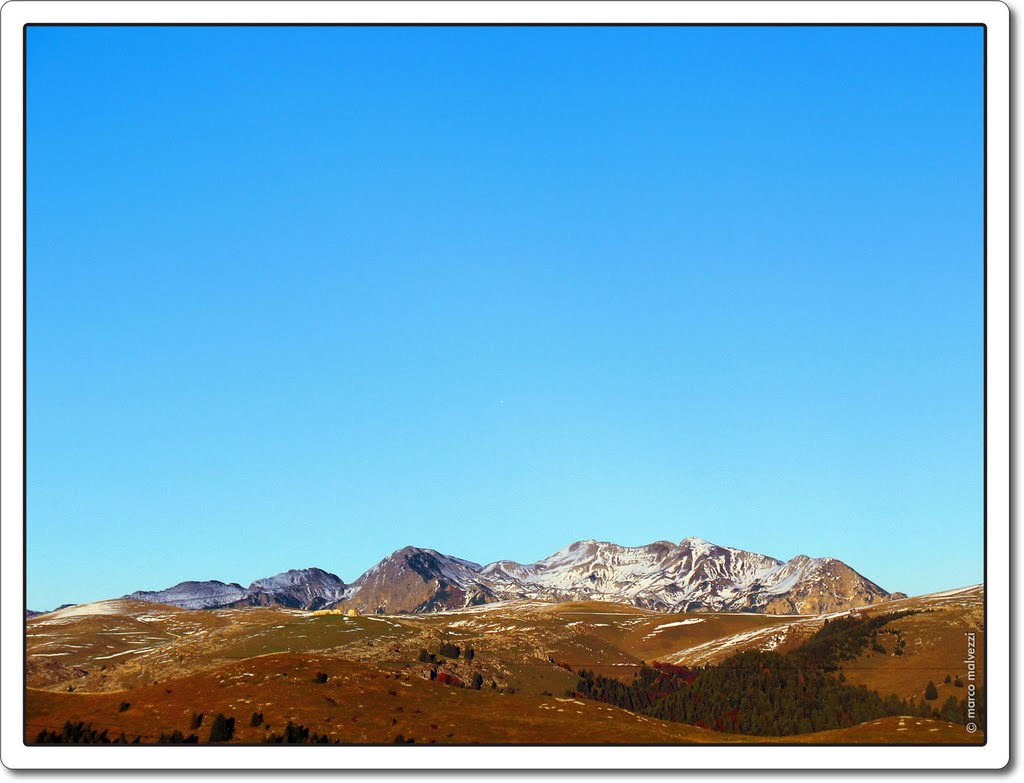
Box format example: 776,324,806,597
964,632,978,733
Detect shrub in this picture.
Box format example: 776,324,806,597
436,672,464,687
465,646,475,661
158,730,199,744
118,702,131,712
954,676,964,688
208,713,236,743
190,712,204,729
34,721,143,745
438,642,460,659
314,672,329,684
264,722,337,744
472,674,484,690
250,712,264,727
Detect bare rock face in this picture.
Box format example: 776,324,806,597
333,547,498,615
125,538,896,616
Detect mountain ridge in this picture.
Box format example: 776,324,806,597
120,536,898,616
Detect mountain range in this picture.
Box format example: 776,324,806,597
122,537,903,616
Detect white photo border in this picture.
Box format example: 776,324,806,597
0,1,1010,771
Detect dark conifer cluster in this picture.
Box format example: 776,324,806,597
574,610,985,736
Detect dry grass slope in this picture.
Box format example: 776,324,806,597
25,588,984,745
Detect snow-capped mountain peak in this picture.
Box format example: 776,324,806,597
125,536,895,617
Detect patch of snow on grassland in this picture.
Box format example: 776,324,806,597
654,619,705,630
642,618,705,638
664,624,791,665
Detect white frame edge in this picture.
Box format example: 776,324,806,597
0,0,1010,770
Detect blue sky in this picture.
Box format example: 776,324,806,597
26,25,984,610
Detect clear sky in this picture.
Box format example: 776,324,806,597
26,25,984,610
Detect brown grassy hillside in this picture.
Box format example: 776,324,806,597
25,588,984,745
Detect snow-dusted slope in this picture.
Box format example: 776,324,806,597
125,538,894,616
476,538,889,614
484,538,781,610
126,568,352,611
328,537,892,615
125,580,247,610
243,568,354,610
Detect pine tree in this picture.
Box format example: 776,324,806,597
924,681,939,701
939,696,962,724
